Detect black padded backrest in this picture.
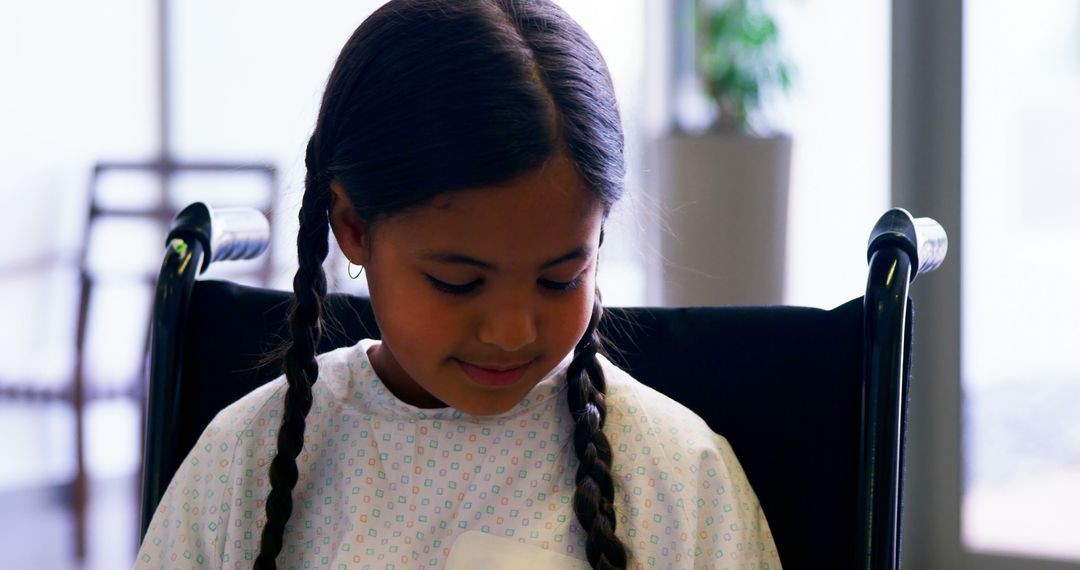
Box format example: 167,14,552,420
177,279,864,568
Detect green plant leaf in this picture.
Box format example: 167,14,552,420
696,0,793,133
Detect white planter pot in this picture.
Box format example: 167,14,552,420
655,131,792,306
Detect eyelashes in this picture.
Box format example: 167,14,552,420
425,275,582,296
426,276,476,296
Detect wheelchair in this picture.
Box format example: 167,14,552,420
139,202,946,569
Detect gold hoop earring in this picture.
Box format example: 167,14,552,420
348,261,365,280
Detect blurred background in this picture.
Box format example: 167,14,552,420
0,0,1076,568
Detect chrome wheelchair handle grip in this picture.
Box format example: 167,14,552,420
867,207,948,282
167,202,270,274
209,207,270,264
912,216,947,276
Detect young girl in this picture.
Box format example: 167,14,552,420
137,0,780,568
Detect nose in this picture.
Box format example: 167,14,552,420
477,305,538,353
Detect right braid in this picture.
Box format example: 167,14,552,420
566,289,628,569
253,140,332,569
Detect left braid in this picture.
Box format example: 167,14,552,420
566,286,628,569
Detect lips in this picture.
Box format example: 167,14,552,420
456,358,533,388
468,362,532,371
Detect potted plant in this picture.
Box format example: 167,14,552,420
654,0,794,307
696,0,791,134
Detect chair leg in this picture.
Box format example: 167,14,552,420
73,398,87,560
72,271,92,561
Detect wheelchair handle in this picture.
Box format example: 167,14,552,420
866,208,947,282
166,202,270,273
144,202,270,534
859,207,948,568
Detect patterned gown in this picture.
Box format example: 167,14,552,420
136,338,782,569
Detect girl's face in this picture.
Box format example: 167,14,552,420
329,154,605,416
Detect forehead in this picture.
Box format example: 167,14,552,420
378,156,604,258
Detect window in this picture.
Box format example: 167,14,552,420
962,0,1080,561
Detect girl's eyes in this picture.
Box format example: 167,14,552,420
426,276,477,296
425,275,582,296
541,278,583,292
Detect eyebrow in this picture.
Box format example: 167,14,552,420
419,246,592,271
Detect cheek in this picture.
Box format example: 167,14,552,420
549,282,596,350
367,272,462,353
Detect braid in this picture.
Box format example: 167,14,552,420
254,140,331,569
566,288,628,569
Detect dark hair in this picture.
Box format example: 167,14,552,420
254,0,627,568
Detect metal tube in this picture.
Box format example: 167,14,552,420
140,237,204,537
857,246,912,569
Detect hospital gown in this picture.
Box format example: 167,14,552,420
137,338,781,569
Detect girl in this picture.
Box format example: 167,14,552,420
137,0,780,568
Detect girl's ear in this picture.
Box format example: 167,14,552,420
328,180,370,265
